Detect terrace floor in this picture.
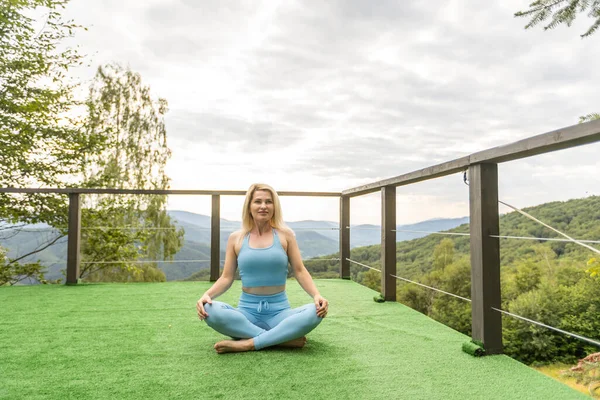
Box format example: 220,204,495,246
0,279,587,399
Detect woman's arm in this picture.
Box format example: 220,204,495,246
284,229,328,318
196,232,239,319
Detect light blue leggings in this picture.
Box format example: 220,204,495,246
204,291,322,350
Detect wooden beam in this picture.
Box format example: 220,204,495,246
0,188,341,197
339,196,350,279
210,195,220,282
470,119,600,164
381,186,396,301
343,157,469,197
469,163,502,354
277,191,340,197
66,193,81,285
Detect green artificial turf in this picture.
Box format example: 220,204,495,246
0,280,587,399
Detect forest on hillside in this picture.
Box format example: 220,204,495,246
299,196,600,366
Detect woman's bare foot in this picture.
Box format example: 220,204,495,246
214,339,255,354
277,336,307,348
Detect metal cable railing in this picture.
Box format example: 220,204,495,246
490,235,600,244
346,258,472,303
392,229,470,236
80,259,212,265
393,228,600,244
498,199,600,256
491,307,600,348
348,257,600,348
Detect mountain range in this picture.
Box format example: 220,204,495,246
0,211,468,282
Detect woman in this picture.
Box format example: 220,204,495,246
196,183,329,353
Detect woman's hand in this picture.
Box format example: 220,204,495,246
314,294,329,318
196,294,212,320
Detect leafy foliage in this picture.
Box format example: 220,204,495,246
0,3,182,284
306,196,600,365
515,0,600,37
588,258,600,278
0,0,93,219
78,64,184,282
0,245,43,285
579,113,600,123
0,0,90,283
0,0,87,185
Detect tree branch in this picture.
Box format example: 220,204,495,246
0,223,27,232
7,234,66,265
0,229,21,241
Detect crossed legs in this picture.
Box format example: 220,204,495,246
204,301,322,353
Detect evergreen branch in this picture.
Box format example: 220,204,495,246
579,113,600,123
515,0,600,36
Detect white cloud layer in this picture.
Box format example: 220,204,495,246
62,0,600,224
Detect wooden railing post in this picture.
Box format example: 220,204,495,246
210,195,220,282
339,195,350,279
469,163,503,354
381,186,396,301
66,193,81,285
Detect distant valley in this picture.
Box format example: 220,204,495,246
0,211,468,282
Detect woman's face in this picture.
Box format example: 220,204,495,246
250,190,274,223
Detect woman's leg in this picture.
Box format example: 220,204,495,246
203,301,265,339
253,303,323,350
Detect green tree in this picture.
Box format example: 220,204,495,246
516,2,600,281
533,244,558,281
503,283,564,364
429,257,472,334
0,3,181,285
503,277,600,365
432,238,455,270
0,0,91,213
397,284,429,315
419,268,444,314
515,0,600,37
557,278,600,359
0,0,99,284
515,260,543,293
0,245,48,285
323,196,600,364
362,268,381,292
79,63,184,282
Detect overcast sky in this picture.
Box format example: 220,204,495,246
61,0,600,225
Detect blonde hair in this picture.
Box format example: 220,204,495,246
241,183,288,236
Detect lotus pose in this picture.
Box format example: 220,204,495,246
196,183,328,353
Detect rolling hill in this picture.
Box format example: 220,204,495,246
1,211,468,282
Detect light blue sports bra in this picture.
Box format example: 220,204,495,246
237,229,289,287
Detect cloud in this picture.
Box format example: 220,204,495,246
165,110,304,149
62,0,600,223
291,135,430,180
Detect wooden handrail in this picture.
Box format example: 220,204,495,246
0,188,341,197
